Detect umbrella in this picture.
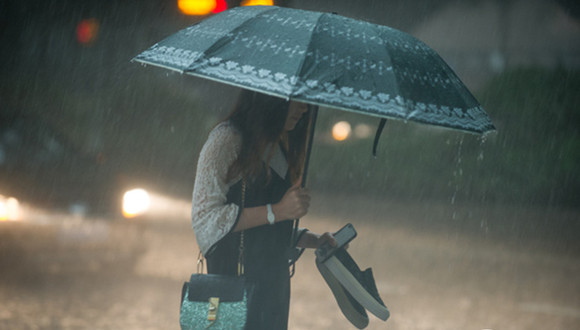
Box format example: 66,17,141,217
132,3,495,234
132,5,496,308
133,5,495,138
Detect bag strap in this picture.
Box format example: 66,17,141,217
237,179,246,276
196,178,247,276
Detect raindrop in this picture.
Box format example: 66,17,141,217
479,133,488,145
456,135,464,165
450,135,464,206
480,218,489,233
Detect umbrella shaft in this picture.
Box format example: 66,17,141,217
301,106,318,188
290,106,318,277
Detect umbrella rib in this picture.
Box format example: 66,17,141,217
184,6,280,74
288,11,326,98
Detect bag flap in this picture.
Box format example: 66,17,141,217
187,274,248,302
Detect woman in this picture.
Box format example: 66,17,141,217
191,90,337,329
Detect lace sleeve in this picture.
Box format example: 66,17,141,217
191,122,242,255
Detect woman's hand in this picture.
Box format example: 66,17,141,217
296,231,339,249
316,232,339,249
272,179,310,221
235,179,310,231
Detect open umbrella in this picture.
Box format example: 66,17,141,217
132,2,495,244
133,5,495,138
133,7,495,325
132,2,496,232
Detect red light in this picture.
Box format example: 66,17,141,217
212,0,227,13
76,18,99,45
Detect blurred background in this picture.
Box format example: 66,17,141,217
1,0,579,329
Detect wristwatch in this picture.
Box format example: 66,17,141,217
266,204,276,225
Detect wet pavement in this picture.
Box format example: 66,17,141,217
1,195,579,329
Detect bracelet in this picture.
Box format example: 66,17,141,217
266,204,276,225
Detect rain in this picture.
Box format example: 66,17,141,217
1,0,579,329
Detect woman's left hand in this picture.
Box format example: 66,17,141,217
297,231,339,249
316,232,338,249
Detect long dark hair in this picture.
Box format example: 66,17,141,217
224,90,310,184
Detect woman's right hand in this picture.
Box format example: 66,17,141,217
272,179,311,221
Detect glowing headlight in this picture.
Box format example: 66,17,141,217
122,189,150,218
0,195,20,221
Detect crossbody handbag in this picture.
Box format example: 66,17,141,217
180,180,254,330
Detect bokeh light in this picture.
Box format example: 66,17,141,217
354,123,372,139
122,189,151,219
0,195,20,221
178,0,216,16
242,0,274,6
177,0,273,16
213,0,227,13
332,121,352,141
76,18,99,46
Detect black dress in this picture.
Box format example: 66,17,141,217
206,165,295,329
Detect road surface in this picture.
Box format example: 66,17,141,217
1,193,579,329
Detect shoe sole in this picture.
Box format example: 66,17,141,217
324,255,390,321
316,258,370,329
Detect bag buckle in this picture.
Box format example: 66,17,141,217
208,297,219,323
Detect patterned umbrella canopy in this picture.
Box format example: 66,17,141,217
133,5,494,134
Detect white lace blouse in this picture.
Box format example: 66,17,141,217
191,121,308,255
191,122,243,255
